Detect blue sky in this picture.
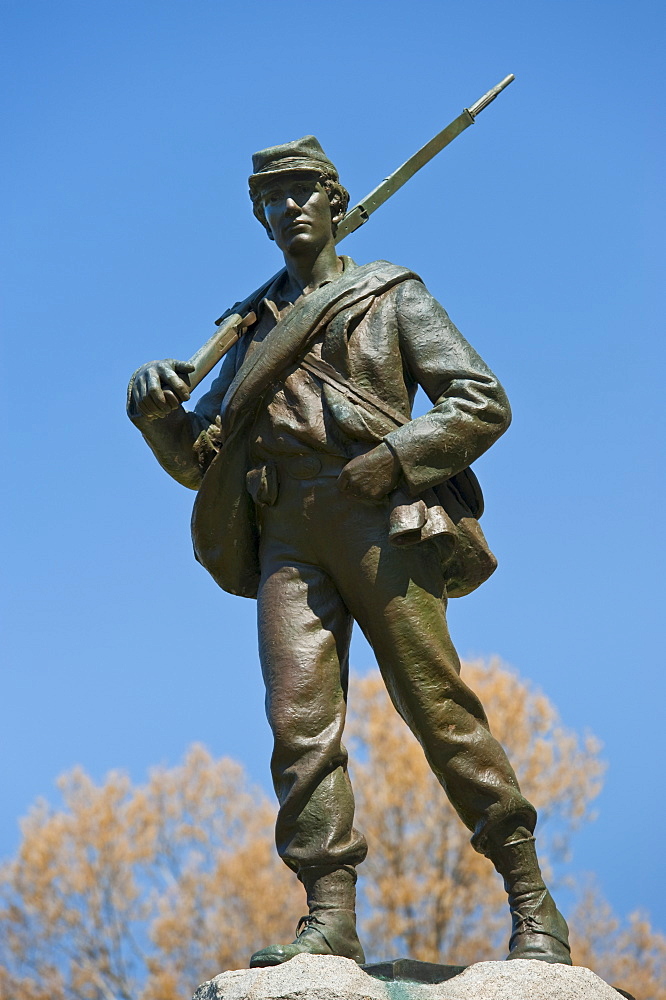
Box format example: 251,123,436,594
2,0,665,940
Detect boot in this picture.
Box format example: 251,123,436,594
488,828,572,965
249,866,365,968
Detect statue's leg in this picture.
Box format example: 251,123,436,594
487,829,571,964
324,485,570,964
330,496,533,843
249,492,367,966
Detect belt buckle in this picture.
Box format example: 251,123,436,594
288,454,322,479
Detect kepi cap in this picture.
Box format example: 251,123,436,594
249,135,338,197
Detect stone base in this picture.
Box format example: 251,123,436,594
191,953,635,1000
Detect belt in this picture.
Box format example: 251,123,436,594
247,453,349,507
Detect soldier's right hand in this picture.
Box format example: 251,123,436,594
128,359,196,419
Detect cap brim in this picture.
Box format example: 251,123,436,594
249,161,329,192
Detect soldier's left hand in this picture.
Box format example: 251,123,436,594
337,442,401,501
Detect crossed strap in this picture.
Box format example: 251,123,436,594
217,260,419,439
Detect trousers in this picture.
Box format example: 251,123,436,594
255,458,536,874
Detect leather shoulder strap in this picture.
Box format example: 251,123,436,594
301,355,408,429
219,261,418,436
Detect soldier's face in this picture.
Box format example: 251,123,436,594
260,173,334,254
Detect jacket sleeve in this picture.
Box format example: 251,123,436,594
383,279,511,495
128,342,239,491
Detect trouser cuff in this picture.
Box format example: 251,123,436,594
470,803,537,858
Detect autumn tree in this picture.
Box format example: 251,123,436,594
569,885,666,1000
1,659,664,1000
0,748,302,1000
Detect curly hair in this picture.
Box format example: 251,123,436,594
250,168,350,240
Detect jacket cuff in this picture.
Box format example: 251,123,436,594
383,424,450,496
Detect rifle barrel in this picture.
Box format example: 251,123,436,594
336,73,515,242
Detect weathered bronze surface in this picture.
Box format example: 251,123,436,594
127,90,573,969
362,959,468,984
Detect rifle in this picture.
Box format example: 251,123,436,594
186,74,515,390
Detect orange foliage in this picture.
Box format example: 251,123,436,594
569,886,666,1000
0,660,663,1000
0,747,301,1000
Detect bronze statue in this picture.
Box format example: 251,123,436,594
127,121,572,969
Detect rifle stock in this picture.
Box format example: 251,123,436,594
187,311,256,391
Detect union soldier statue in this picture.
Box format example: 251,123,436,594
127,135,571,968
